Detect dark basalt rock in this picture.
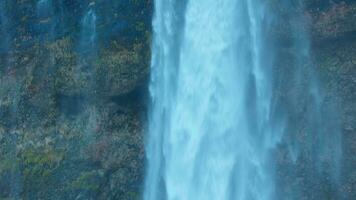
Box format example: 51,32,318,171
0,0,151,199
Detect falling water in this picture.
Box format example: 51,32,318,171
145,0,342,200
37,0,52,19
79,7,97,58
76,4,98,81
77,4,99,143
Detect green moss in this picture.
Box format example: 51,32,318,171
0,158,17,174
21,149,64,166
95,41,149,95
20,148,64,182
47,37,75,61
71,171,101,191
127,191,140,199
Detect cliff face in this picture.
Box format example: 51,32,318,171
310,1,356,198
0,0,151,199
0,0,355,200
311,2,356,198
270,1,356,199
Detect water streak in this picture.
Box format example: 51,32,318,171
76,5,99,142
79,7,97,57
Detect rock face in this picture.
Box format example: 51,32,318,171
311,2,356,41
0,0,151,199
0,0,355,200
308,2,356,199
269,1,356,199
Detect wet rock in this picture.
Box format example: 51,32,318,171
0,0,151,199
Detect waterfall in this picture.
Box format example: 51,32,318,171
76,5,98,81
79,7,97,58
76,4,99,143
37,0,52,19
145,0,342,200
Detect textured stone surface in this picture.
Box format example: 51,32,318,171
0,0,151,199
270,1,356,199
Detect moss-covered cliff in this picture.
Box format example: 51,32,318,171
0,0,151,199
